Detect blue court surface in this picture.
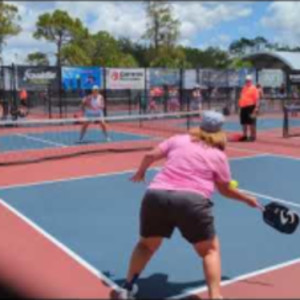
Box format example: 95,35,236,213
0,130,150,153
0,155,299,298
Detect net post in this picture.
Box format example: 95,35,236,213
186,111,191,131
283,105,288,138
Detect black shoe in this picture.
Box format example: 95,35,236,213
239,136,248,142
248,136,256,142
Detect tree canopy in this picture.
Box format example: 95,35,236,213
33,10,87,65
0,1,21,62
26,52,50,66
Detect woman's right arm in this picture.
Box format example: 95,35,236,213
130,147,165,182
216,181,262,209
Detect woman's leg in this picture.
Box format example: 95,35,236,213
99,121,109,138
125,237,163,287
79,121,90,141
193,236,222,299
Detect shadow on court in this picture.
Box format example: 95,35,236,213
112,273,231,299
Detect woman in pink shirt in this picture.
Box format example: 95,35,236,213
117,111,261,299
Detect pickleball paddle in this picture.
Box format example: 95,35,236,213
261,202,299,234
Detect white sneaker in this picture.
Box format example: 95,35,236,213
116,284,138,299
106,136,112,142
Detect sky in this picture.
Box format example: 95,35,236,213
2,1,300,65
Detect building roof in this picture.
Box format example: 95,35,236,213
242,51,300,71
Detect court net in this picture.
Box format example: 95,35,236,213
283,104,300,138
0,111,200,166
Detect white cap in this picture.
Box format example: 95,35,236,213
245,75,253,81
92,85,99,90
200,110,225,133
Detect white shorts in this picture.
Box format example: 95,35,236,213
84,109,104,120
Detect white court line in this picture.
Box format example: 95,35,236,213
0,198,120,292
168,257,300,299
16,133,67,148
0,154,268,191
228,143,300,162
240,188,300,209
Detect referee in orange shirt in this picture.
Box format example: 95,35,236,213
238,75,259,142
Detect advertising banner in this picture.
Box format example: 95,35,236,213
227,70,240,87
62,67,102,90
258,69,285,87
287,71,300,84
16,66,58,91
183,69,198,89
147,68,180,88
106,68,145,90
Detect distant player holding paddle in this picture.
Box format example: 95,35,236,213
79,85,110,142
117,111,262,299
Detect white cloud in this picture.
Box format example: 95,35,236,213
261,2,300,46
174,2,252,46
2,1,253,64
53,1,147,41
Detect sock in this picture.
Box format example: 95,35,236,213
123,274,139,291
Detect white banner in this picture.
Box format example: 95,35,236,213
258,69,285,87
106,68,145,90
184,69,197,89
4,68,12,91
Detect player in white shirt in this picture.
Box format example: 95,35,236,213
79,85,110,142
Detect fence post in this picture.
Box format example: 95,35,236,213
12,63,18,120
179,68,184,111
128,89,132,115
143,67,147,115
57,64,63,118
103,67,107,117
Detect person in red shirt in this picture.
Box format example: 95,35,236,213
19,88,28,106
18,88,29,117
238,75,259,142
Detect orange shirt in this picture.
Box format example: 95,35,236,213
239,84,259,108
19,89,28,100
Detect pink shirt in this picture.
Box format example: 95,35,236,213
148,135,231,199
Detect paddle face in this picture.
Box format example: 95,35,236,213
263,202,299,234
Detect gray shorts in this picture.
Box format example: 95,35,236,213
140,189,216,244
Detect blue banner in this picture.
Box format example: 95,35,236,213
62,67,102,90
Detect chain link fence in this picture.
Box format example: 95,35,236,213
0,64,294,120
